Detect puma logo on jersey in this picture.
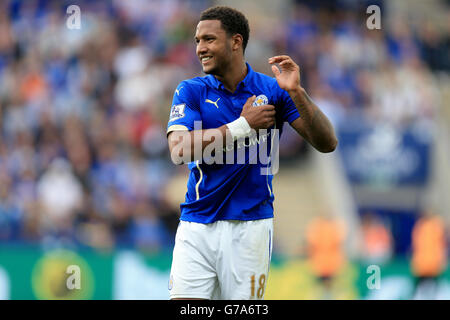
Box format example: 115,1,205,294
175,86,183,96
205,98,220,109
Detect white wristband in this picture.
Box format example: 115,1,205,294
226,116,252,141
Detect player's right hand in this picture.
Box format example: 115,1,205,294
240,95,276,130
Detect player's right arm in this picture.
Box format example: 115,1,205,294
167,126,229,165
167,88,275,165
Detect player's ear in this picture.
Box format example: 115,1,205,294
231,34,243,52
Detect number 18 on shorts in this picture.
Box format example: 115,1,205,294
169,218,273,300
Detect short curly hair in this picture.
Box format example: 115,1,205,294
199,6,250,53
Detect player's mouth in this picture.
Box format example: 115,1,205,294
201,56,213,65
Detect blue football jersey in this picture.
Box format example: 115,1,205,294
167,63,300,223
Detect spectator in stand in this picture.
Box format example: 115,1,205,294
411,212,447,299
305,215,347,299
360,212,393,265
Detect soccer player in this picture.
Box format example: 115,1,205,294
166,6,337,300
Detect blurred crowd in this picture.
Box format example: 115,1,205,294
0,0,448,251
0,0,207,251
284,0,447,130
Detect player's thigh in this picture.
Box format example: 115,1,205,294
169,221,219,300
219,218,273,300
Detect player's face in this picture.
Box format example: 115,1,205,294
195,20,233,76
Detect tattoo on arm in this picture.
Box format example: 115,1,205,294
290,89,337,152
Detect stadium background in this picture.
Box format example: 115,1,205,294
0,0,449,299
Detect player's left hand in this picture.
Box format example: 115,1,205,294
268,55,301,92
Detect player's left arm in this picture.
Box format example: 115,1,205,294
269,55,338,153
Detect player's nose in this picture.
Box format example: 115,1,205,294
196,43,208,56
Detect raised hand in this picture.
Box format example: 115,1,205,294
268,55,301,92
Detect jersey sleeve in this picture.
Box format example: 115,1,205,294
167,81,202,134
274,82,301,124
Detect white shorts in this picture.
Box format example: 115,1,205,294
169,218,273,300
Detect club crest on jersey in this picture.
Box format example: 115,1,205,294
169,103,185,122
252,94,268,107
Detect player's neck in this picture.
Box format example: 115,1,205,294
215,59,247,94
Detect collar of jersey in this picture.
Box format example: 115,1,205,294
208,62,254,92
